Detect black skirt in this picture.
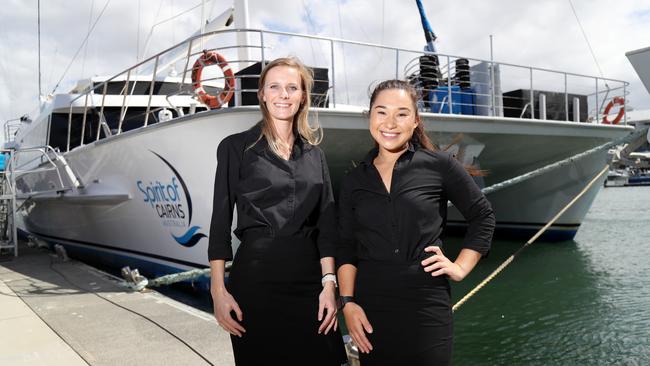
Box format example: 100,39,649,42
356,261,454,366
227,232,347,366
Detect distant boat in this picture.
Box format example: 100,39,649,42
604,169,629,187
6,1,633,280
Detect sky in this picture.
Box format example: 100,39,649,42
1,0,650,131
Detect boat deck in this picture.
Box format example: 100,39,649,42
0,243,234,366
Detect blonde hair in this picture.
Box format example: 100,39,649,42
256,57,322,156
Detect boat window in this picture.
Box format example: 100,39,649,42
92,81,221,96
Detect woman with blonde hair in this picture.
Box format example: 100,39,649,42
208,57,346,365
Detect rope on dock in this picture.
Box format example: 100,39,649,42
452,163,610,313
122,262,232,290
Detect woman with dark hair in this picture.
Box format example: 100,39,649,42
337,80,495,365
208,57,346,365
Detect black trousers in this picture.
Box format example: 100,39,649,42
356,261,453,366
227,233,347,366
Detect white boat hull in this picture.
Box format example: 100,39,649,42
15,107,632,275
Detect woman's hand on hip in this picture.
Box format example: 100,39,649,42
318,282,338,335
343,302,373,353
422,245,468,281
211,287,246,337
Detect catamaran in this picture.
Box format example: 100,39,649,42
3,1,634,279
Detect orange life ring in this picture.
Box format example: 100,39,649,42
190,50,235,109
602,96,625,125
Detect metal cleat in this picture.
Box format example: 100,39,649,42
121,266,149,291
53,244,69,261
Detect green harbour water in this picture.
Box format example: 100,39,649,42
450,186,650,365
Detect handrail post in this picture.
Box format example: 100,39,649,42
595,78,599,123
260,31,266,65
180,39,194,93
490,61,496,117
80,92,89,146
330,39,336,108
66,104,73,152
395,49,399,79
144,55,160,127
97,82,108,141
564,72,569,121
118,70,131,134
623,83,627,125
446,55,452,114
529,68,535,119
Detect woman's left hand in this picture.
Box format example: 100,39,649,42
317,282,338,335
421,245,468,282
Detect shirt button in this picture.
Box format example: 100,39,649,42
394,249,399,254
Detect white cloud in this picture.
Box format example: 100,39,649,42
1,0,649,130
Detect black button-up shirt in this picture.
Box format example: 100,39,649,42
208,123,337,261
337,145,495,266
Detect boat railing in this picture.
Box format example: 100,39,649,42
9,145,82,198
62,28,630,152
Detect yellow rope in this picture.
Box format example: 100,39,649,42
452,164,610,312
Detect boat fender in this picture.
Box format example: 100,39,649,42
191,50,235,109
602,96,625,125
158,108,173,122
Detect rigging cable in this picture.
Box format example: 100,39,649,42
139,0,167,64
568,0,609,91
137,0,141,62
81,0,95,78
336,0,350,104
50,0,112,95
153,1,204,29
302,0,324,64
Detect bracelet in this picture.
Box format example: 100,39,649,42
322,272,335,278
338,296,355,310
321,273,337,287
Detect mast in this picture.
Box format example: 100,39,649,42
233,0,251,66
415,0,437,53
37,0,42,100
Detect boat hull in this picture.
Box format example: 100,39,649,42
15,107,632,275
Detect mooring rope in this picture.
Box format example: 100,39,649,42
479,127,648,197
452,164,610,312
133,128,647,290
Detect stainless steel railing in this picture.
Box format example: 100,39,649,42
62,28,630,152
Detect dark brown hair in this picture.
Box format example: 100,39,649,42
368,79,436,151
368,79,486,176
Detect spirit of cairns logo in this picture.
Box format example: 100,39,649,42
136,151,207,247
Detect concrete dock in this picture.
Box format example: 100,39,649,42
0,244,234,366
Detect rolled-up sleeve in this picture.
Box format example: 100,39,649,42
336,175,358,268
315,148,337,259
208,136,239,261
443,153,495,256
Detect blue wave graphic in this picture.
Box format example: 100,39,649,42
173,226,207,247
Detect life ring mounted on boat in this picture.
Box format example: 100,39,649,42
190,50,235,109
602,96,625,125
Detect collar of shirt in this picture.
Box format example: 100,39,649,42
360,142,418,168
245,122,313,159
